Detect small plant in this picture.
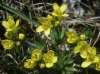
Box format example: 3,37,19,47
0,1,100,74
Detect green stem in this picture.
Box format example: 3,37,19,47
86,68,88,74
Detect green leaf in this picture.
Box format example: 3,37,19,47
62,51,73,62
66,60,74,64
35,34,45,44
60,29,66,39
61,70,66,74
63,60,73,66
63,51,73,65
26,38,45,50
59,25,67,40
51,28,58,40
15,46,23,58
0,3,40,28
65,67,70,71
27,6,32,20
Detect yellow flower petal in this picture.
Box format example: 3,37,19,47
7,29,13,31
91,47,96,55
8,16,15,24
53,3,59,11
44,28,50,36
46,63,53,68
74,46,81,53
36,25,44,32
62,14,69,17
52,56,58,63
60,4,67,13
15,19,20,27
2,21,10,29
32,49,40,53
47,15,53,20
8,16,15,28
93,56,99,63
52,12,58,16
38,17,46,25
81,60,92,68
47,50,54,55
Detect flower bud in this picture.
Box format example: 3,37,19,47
40,63,45,68
16,41,21,46
47,15,53,20
80,34,86,40
19,33,25,40
96,62,100,71
55,21,60,26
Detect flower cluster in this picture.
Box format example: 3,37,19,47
74,41,99,68
24,49,58,69
66,30,86,44
66,30,100,71
1,16,25,50
1,2,100,73
36,2,69,36
24,49,42,69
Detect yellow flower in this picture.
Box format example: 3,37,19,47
80,34,86,40
81,47,99,68
74,41,90,59
2,16,19,32
74,41,88,54
96,62,100,71
80,46,89,59
43,50,58,68
40,63,45,68
24,59,37,69
66,30,78,43
19,33,25,40
31,49,42,61
36,17,52,36
55,21,60,26
52,3,69,20
1,39,14,50
47,14,53,21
